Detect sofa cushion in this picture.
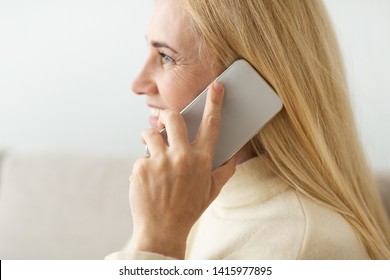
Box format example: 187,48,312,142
1,152,388,259
0,153,134,259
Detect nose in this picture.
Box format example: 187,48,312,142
131,61,158,96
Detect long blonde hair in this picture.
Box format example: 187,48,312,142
180,0,390,259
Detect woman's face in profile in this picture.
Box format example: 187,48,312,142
132,0,215,128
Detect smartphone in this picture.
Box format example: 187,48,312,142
160,59,283,169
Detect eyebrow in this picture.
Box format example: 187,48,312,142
150,40,178,54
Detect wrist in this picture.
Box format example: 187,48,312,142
130,227,189,259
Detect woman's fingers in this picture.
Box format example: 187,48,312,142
141,128,166,157
158,109,189,148
141,108,189,156
142,81,225,163
196,81,224,154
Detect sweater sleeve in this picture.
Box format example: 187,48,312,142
105,250,177,260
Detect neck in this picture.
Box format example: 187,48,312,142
235,142,257,165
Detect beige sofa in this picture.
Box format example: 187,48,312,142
0,152,389,259
0,152,134,259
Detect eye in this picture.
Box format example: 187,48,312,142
158,52,174,64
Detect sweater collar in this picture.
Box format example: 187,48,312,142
213,156,289,208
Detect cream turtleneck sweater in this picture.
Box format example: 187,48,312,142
106,156,369,260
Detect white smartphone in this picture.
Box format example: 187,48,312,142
160,59,283,169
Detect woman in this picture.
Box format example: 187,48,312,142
107,0,390,259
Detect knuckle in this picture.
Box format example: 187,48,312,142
162,109,181,123
199,151,212,166
131,158,148,177
172,150,190,166
167,110,181,123
142,128,158,139
205,115,221,130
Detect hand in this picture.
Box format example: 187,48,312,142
128,82,236,259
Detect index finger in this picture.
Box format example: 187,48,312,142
195,81,224,152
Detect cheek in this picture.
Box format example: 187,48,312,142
159,76,205,111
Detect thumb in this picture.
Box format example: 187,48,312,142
209,157,236,200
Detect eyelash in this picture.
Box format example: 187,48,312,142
158,52,174,64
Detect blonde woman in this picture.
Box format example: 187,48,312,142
107,0,390,259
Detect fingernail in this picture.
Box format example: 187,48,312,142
213,81,223,93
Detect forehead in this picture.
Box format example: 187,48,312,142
148,0,195,51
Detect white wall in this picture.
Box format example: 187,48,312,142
324,0,390,171
0,0,389,170
0,0,153,159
